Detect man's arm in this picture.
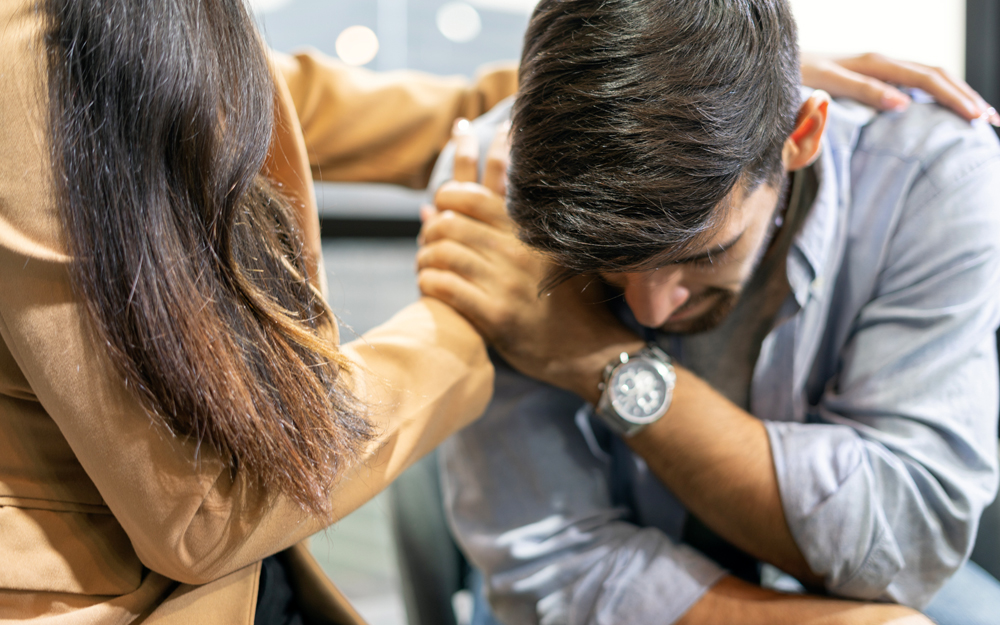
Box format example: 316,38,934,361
423,164,817,587
627,367,822,585
420,107,1000,606
443,361,927,625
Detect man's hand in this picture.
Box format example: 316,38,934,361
806,53,999,125
417,121,643,402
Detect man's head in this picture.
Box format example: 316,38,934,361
508,0,828,331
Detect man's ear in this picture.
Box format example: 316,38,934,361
782,90,830,171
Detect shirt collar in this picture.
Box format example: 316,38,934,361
786,94,876,306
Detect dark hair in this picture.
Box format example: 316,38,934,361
42,0,372,515
508,0,800,278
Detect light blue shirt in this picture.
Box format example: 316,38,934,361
434,97,1000,624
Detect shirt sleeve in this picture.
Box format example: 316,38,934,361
272,49,518,189
441,362,726,625
766,121,1000,608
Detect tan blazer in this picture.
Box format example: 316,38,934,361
0,1,516,623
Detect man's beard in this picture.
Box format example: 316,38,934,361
658,287,740,334
660,190,789,335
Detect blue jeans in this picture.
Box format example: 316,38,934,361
924,560,1000,625
470,561,1000,624
469,568,504,625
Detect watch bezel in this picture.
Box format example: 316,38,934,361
606,353,676,425
596,344,676,436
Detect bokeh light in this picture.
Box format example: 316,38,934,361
335,25,380,66
436,2,482,43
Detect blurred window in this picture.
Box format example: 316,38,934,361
252,0,535,76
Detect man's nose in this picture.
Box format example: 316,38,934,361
622,269,690,328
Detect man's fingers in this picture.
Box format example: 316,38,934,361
417,268,495,337
416,238,492,281
452,119,480,183
419,203,437,223
421,207,505,252
483,121,512,197
434,182,513,232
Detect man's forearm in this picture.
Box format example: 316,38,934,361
680,576,926,625
626,365,823,587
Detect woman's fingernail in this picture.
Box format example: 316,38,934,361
881,89,911,111
981,106,1000,127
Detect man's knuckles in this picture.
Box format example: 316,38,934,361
420,210,476,244
425,213,511,256
417,268,469,303
435,182,506,221
435,180,493,204
417,240,484,278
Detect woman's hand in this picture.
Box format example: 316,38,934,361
417,122,643,401
805,53,999,125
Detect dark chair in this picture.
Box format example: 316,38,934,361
970,329,1000,579
388,450,468,625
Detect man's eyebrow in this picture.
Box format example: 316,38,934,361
668,230,746,265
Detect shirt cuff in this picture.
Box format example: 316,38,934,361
765,420,903,599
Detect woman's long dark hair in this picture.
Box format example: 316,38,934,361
42,0,372,515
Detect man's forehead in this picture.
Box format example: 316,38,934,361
609,181,776,273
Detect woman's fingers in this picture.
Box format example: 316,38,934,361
483,121,512,197
829,53,998,124
452,118,480,182
801,56,910,111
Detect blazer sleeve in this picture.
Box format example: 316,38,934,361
0,48,493,584
0,225,493,584
271,49,518,188
1,4,494,583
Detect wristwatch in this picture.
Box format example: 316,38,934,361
595,344,676,437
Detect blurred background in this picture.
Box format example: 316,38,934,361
249,1,999,623
253,0,969,78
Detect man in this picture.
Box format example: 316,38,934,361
416,0,1000,623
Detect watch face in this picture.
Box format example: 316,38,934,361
608,357,673,424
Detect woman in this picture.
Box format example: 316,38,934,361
0,0,992,623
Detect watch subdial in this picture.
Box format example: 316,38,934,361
613,364,667,419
